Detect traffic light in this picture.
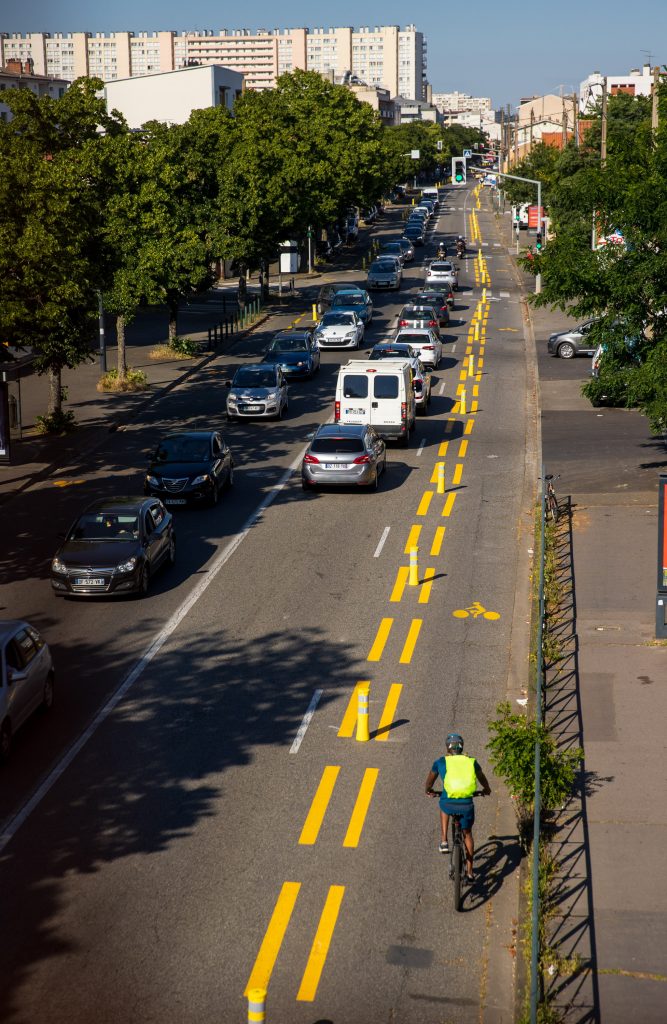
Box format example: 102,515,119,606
451,157,466,184
535,231,543,251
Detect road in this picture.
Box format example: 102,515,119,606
0,187,532,1023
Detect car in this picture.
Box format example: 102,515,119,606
397,304,442,338
0,620,54,762
345,217,359,243
360,206,377,225
402,225,425,246
413,290,450,327
368,344,432,412
226,363,288,421
314,310,364,349
317,283,355,316
395,237,415,262
367,257,401,291
394,327,443,369
50,497,175,599
367,341,416,361
547,319,600,359
330,288,373,325
302,423,387,491
425,260,458,289
144,431,234,507
414,204,433,219
379,240,407,264
263,330,320,378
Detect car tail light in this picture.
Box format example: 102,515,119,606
401,402,407,422
399,319,408,327
353,454,370,465
335,401,340,421
428,320,437,327
424,345,434,351
304,453,320,464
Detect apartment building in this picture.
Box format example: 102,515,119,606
579,63,655,112
0,57,68,121
0,25,427,98
104,64,243,129
432,91,492,114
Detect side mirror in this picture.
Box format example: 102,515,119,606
223,379,232,388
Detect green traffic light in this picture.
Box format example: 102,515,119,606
455,173,463,182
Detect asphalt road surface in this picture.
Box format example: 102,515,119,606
0,187,531,1023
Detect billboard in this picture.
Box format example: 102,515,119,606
527,206,545,229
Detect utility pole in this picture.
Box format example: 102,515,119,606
500,108,505,172
562,96,568,148
600,76,608,165
652,64,660,133
507,103,512,166
530,108,535,150
571,93,579,147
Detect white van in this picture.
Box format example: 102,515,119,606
421,187,440,206
335,360,416,445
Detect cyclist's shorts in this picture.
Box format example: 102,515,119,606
439,797,475,830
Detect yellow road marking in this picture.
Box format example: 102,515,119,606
399,619,422,664
299,766,340,845
368,618,392,661
459,370,467,382
471,400,479,413
296,885,345,1002
478,357,484,368
419,567,436,604
343,768,379,847
416,491,433,516
375,684,402,741
499,327,519,332
404,524,421,554
338,682,366,738
452,463,463,486
473,385,479,397
452,401,461,414
430,525,446,556
244,881,301,996
430,464,444,484
442,493,456,517
53,479,85,488
465,419,474,435
438,441,449,457
456,383,464,396
390,566,410,603
458,440,468,458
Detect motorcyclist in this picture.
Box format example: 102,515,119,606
437,241,447,258
455,236,466,256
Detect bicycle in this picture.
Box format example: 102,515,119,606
544,473,560,524
448,791,485,912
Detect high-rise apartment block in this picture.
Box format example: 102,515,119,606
431,92,492,114
0,25,427,99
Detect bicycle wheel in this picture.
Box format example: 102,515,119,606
548,490,559,524
452,842,463,912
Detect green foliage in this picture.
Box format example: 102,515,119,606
169,336,199,357
97,367,148,392
35,409,77,434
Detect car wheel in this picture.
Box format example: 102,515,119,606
301,478,310,491
42,671,55,712
167,535,176,565
369,470,379,492
210,481,220,507
137,563,150,597
558,341,576,359
0,720,11,763
225,464,234,489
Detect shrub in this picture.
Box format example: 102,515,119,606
97,367,148,392
35,409,76,434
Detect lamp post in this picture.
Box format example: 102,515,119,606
495,171,544,294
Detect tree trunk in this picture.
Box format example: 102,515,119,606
167,292,179,344
262,261,270,302
47,367,62,417
116,314,127,380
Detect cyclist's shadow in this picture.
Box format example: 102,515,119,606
459,834,523,913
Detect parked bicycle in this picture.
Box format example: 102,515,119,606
545,473,560,524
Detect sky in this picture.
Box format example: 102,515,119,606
4,0,667,108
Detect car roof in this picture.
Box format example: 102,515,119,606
396,328,434,337
273,329,311,338
82,497,153,513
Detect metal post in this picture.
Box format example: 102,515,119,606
307,226,313,274
98,291,106,372
536,180,542,295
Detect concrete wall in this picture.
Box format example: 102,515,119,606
104,64,243,129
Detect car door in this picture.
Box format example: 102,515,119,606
143,504,165,570
211,434,225,484
577,321,597,355
4,629,41,728
277,369,288,411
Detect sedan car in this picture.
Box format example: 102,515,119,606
414,290,450,327
226,364,288,421
263,330,320,378
51,497,175,598
302,423,386,492
547,319,599,359
314,310,364,349
144,431,233,507
394,327,443,369
330,288,373,325
1,620,54,762
367,258,401,291
398,304,442,339
425,260,458,289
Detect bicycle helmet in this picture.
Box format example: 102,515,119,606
446,733,464,753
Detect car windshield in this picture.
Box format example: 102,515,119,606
370,347,411,359
371,261,395,271
430,262,453,272
269,338,307,352
70,513,139,541
397,333,428,343
155,437,210,462
321,313,354,326
311,437,365,454
333,294,364,306
233,368,277,388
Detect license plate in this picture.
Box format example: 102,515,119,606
75,578,105,586
164,498,187,505
345,408,365,416
324,463,348,470
242,405,262,412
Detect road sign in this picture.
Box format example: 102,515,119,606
463,149,472,159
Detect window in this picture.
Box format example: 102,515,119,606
374,375,399,399
9,629,37,670
342,375,368,399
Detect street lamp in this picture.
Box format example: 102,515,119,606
495,171,544,294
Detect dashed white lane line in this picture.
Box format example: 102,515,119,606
290,689,323,754
374,525,391,557
500,290,510,298
438,382,446,395
416,439,426,457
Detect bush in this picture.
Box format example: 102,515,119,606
97,367,148,392
35,409,76,434
149,337,198,360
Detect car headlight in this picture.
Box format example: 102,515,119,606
267,390,279,401
346,331,357,339
52,557,68,574
146,474,159,487
116,556,137,573
191,474,209,486
228,392,238,402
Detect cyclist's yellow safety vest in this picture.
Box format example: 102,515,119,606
443,754,476,798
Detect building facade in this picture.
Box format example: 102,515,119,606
104,64,243,129
579,63,655,112
0,58,68,121
431,91,492,114
0,26,427,99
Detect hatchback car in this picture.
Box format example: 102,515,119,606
394,328,443,369
547,319,599,359
314,310,364,349
317,283,355,316
379,241,407,265
330,289,373,325
395,238,415,262
144,431,233,507
226,363,288,421
302,423,386,491
0,620,54,762
367,258,401,291
403,225,425,246
51,497,175,598
414,290,450,327
398,305,442,339
425,260,458,289
263,330,320,378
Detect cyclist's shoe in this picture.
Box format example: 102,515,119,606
438,841,450,854
465,872,474,884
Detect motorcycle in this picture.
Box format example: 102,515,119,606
455,240,466,258
436,244,448,259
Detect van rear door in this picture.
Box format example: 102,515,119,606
372,371,401,428
340,371,371,424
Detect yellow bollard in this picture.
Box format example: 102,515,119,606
474,322,480,343
248,988,266,1023
312,303,318,323
356,682,370,742
362,255,366,270
412,197,415,206
409,545,419,586
482,287,487,303
436,462,445,495
460,388,467,415
468,353,475,378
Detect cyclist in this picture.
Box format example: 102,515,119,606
425,733,491,881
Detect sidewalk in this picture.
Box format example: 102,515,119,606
494,202,667,1021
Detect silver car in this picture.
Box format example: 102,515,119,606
302,423,386,491
315,310,365,349
397,304,442,339
394,328,443,369
425,260,458,289
367,258,401,291
226,363,288,421
1,620,54,761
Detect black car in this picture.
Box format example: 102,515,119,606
414,290,450,327
262,330,320,379
402,226,425,246
51,497,175,598
145,431,234,506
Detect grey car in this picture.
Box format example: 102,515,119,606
547,319,599,358
367,258,401,291
302,423,387,492
226,363,288,421
1,620,54,761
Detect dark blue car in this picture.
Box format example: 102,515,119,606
262,330,321,379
